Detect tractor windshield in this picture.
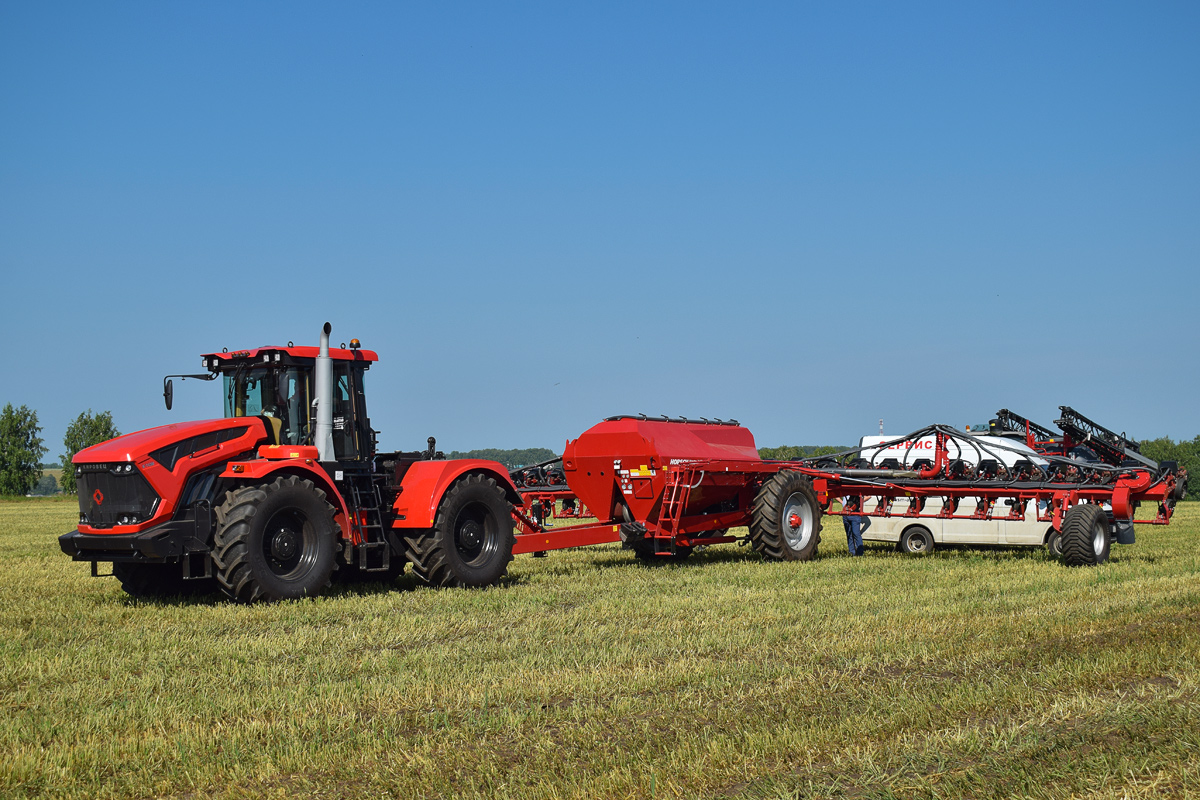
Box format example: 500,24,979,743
224,366,311,445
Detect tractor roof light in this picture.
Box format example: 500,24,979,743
350,339,361,350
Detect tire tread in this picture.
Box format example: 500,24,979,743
1060,503,1108,567
404,473,514,588
750,470,821,561
212,475,336,602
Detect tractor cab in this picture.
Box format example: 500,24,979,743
202,341,379,462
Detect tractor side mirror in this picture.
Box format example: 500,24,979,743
164,379,173,411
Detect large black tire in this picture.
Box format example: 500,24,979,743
212,476,339,602
750,471,821,561
403,473,515,587
112,562,212,598
899,525,934,555
1060,503,1111,566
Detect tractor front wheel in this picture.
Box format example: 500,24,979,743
404,473,515,587
212,476,339,602
750,471,822,561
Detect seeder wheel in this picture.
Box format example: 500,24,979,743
750,471,821,561
1059,503,1111,566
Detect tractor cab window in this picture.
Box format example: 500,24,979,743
224,366,311,446
332,362,369,461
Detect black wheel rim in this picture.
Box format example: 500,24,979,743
261,508,319,579
454,501,498,566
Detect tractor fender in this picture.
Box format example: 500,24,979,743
219,458,353,540
391,459,522,529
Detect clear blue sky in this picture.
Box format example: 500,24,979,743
2,1,1197,457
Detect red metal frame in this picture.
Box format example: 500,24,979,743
504,418,1181,558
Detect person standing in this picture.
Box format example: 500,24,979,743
842,495,864,556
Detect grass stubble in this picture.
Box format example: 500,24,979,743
1,497,1197,799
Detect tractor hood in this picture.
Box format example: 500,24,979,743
73,417,267,466
71,417,269,534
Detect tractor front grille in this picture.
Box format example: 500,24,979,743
76,464,160,528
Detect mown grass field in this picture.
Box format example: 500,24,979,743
2,497,1199,799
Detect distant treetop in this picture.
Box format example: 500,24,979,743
758,445,848,460
444,447,559,470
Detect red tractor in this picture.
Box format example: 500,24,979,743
61,323,1187,602
60,323,525,601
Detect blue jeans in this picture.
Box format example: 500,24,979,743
843,515,863,556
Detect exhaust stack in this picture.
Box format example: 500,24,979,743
314,322,334,461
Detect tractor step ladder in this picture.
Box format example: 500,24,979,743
347,478,391,572
657,466,696,551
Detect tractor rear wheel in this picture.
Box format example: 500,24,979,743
1059,503,1111,566
750,471,821,561
113,562,211,598
212,476,339,602
403,473,515,587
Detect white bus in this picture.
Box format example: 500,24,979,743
848,433,1063,556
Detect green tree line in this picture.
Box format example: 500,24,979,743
444,448,559,469
1139,436,1198,500
758,445,848,460
0,407,119,496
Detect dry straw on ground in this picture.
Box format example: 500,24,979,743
2,497,1198,799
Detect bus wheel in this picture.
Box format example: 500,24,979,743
899,525,934,555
